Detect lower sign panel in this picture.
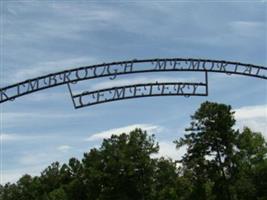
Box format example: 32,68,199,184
71,82,208,109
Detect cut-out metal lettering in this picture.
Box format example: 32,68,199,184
71,81,208,109
0,58,266,104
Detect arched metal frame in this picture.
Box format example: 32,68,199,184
0,58,266,108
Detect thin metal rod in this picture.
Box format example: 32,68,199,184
67,83,77,109
205,71,209,96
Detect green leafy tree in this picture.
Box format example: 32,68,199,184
0,183,20,200
1,102,266,200
48,187,68,200
153,158,178,200
82,128,159,200
175,101,267,200
233,127,267,200
175,101,237,199
39,162,62,194
60,158,85,200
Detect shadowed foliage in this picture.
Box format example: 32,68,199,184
1,102,266,200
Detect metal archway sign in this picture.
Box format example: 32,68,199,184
0,58,266,109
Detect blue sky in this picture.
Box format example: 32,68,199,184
0,0,266,183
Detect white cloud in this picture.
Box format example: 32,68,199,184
153,141,187,161
85,125,187,161
234,104,267,138
85,124,162,142
234,104,267,119
1,133,18,141
57,145,71,153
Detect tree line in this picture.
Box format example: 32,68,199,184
1,101,266,200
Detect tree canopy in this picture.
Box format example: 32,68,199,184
1,101,266,200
